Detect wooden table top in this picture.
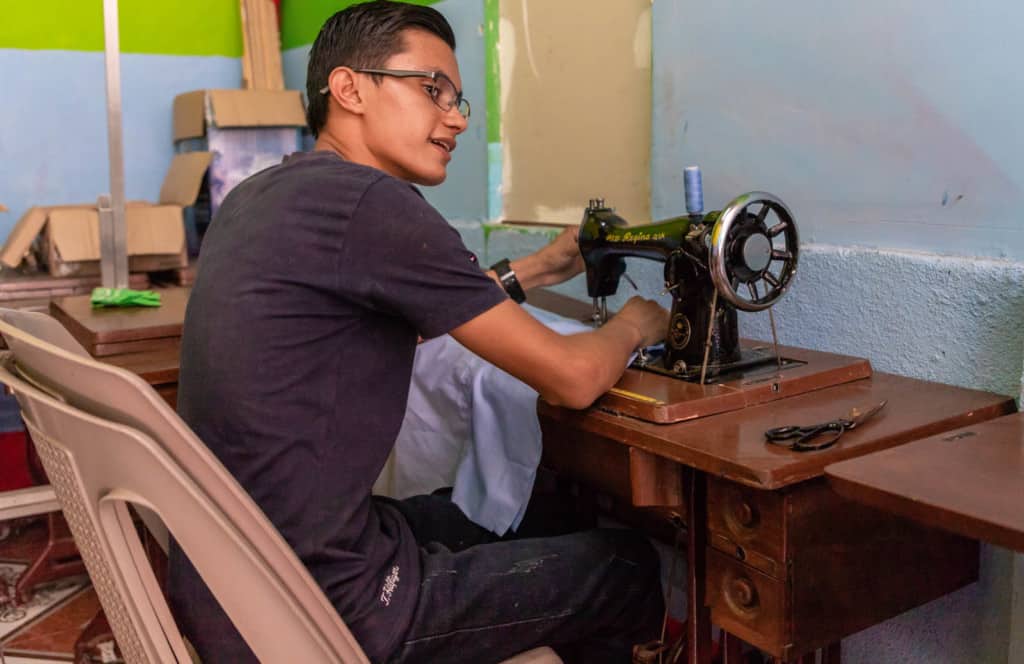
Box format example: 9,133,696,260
826,412,1024,552
538,373,1016,490
530,290,1017,490
50,287,189,344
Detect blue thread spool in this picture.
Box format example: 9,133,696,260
684,166,703,216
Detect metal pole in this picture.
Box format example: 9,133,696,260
100,0,129,288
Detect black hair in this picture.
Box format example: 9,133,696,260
305,1,456,137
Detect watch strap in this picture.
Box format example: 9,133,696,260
489,258,526,304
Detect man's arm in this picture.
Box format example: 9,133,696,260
450,297,668,410
484,227,584,292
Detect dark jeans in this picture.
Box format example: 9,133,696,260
386,493,664,664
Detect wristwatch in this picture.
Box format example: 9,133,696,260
489,258,526,304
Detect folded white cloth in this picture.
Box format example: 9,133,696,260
373,304,592,535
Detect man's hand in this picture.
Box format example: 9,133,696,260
611,297,670,348
504,226,585,290
532,226,585,286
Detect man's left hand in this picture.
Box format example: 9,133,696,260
533,226,585,286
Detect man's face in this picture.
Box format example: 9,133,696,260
360,29,468,186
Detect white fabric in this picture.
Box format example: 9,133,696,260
373,304,592,535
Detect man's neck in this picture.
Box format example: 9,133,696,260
313,132,350,160
314,127,392,178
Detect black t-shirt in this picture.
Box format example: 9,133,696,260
171,151,507,662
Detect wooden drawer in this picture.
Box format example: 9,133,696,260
707,476,785,577
706,548,787,656
539,416,683,508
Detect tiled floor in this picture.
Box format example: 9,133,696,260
0,518,98,663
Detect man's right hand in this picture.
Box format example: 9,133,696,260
614,297,670,348
452,297,671,409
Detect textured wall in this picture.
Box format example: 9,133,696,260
740,247,1024,395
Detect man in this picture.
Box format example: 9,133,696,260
170,2,669,662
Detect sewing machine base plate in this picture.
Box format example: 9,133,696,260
633,345,803,382
600,340,873,424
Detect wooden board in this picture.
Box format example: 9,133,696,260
603,343,872,423
49,287,189,357
826,412,1024,552
539,372,1016,490
0,271,149,300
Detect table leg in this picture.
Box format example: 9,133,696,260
720,631,744,664
14,512,85,603
686,468,712,664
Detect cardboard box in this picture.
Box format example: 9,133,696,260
0,152,213,276
161,151,214,256
173,89,306,214
172,89,305,144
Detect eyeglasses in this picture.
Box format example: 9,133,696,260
320,68,471,119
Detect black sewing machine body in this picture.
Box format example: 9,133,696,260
579,193,799,382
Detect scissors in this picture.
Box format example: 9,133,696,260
764,400,887,452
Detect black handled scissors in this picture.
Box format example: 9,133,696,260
765,400,887,452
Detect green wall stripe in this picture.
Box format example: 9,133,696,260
1,1,242,56
483,0,500,144
281,0,443,51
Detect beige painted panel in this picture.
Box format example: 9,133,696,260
500,0,652,225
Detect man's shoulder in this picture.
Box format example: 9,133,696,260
273,151,388,192
271,152,430,212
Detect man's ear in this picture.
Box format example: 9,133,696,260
326,67,365,115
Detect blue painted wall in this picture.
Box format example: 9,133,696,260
651,1,1024,262
282,0,489,221
0,50,240,237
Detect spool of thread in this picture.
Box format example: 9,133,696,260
684,166,703,215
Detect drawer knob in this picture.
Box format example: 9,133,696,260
733,500,757,528
729,577,758,610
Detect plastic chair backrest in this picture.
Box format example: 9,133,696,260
0,310,369,663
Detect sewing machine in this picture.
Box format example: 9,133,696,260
573,169,873,424
579,169,800,383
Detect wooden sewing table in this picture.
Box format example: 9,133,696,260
32,287,1020,664
527,291,1016,663
827,412,1024,554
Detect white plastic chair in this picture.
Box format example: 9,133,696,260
0,308,560,663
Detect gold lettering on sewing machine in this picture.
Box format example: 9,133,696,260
608,231,667,244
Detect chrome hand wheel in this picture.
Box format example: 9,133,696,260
709,191,799,312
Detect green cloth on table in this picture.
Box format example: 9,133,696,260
90,287,162,308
